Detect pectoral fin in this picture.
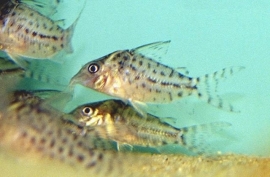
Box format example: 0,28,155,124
128,99,148,118
7,53,29,69
117,142,134,152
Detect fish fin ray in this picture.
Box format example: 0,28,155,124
23,59,68,87
159,117,177,125
0,58,25,76
175,67,189,75
131,41,171,61
0,57,20,70
117,142,134,152
49,52,66,64
180,121,232,155
63,0,86,54
129,99,148,118
194,66,245,112
43,91,73,111
54,19,66,27
29,89,62,100
7,53,30,69
19,0,62,16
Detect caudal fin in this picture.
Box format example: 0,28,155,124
180,121,231,155
63,0,86,53
193,66,245,112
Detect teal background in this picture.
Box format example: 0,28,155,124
18,0,270,156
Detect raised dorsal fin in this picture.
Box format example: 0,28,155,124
130,41,171,61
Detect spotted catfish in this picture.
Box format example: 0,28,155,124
1,91,269,177
0,0,82,67
0,87,141,176
0,78,268,177
70,41,244,115
69,99,231,154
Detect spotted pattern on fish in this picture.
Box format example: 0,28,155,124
71,41,244,112
0,90,133,175
0,85,263,177
0,1,77,64
69,99,231,154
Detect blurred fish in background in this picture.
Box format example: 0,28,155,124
0,0,84,68
0,56,24,76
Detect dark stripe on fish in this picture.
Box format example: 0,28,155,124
160,81,181,88
178,73,184,78
169,69,174,77
168,92,173,101
147,77,157,83
160,71,165,76
0,68,24,75
129,64,137,71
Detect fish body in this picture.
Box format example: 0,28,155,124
0,90,269,177
0,89,129,176
0,89,132,174
71,41,244,113
0,1,78,67
70,99,231,154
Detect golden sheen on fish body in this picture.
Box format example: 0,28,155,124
70,41,244,114
69,99,231,154
0,1,79,67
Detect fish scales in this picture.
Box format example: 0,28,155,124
71,41,244,113
0,1,77,67
70,99,231,154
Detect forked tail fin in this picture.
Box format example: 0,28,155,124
63,0,86,53
193,66,245,112
180,121,232,155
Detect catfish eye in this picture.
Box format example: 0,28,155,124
82,107,93,116
88,63,99,73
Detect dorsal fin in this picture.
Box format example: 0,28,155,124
130,41,171,61
18,0,63,16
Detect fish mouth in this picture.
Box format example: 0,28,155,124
69,72,89,89
69,72,102,90
69,70,108,91
69,75,79,88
